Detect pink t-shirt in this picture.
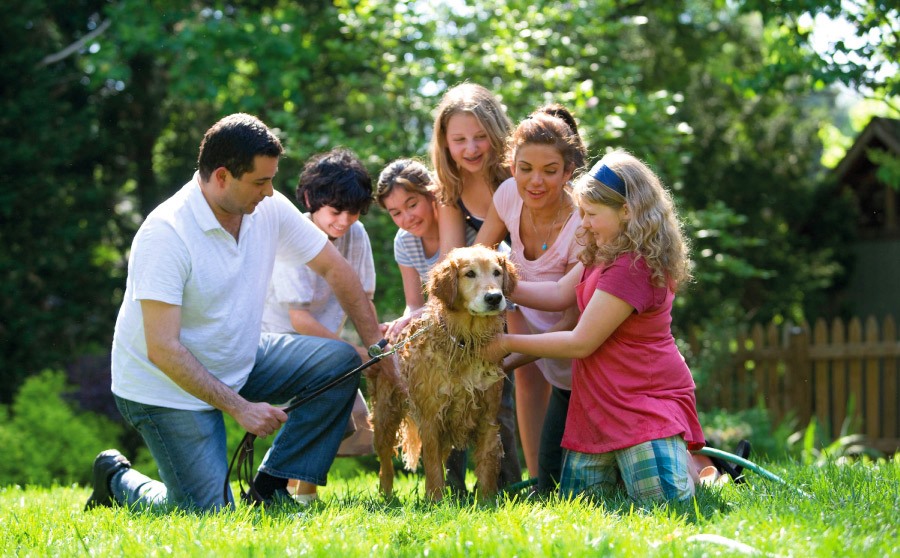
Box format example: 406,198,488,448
562,253,705,453
493,177,579,389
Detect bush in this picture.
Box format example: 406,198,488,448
698,405,794,461
0,370,123,486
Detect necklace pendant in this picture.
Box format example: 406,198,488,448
541,242,548,251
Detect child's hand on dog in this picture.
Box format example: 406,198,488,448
481,334,510,365
501,352,538,374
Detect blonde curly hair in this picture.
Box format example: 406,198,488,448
573,149,693,290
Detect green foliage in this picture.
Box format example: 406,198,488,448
738,0,899,104
0,370,123,486
698,404,797,460
868,148,900,190
787,401,886,466
0,1,128,401
2,0,877,396
699,394,890,468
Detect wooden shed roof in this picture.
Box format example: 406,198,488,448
834,116,900,185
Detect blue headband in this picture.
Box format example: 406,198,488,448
589,161,626,197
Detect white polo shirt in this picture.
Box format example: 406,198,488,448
111,173,328,410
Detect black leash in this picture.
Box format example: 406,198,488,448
225,339,391,506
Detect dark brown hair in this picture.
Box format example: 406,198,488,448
506,104,586,172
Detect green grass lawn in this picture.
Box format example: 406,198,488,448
2,457,897,557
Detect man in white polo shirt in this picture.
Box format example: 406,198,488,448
84,113,396,511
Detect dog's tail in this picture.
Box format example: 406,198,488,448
399,418,422,471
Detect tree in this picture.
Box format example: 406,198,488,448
738,0,898,106
1,0,872,398
738,2,900,190
1,1,125,400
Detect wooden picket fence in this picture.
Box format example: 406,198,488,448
701,315,900,454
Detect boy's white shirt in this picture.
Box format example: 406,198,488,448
262,218,375,335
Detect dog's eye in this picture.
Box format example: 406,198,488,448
493,269,502,277
464,270,476,278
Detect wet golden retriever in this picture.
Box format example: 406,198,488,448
373,245,517,501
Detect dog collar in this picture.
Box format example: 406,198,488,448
438,315,468,350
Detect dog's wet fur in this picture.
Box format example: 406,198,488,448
372,245,518,501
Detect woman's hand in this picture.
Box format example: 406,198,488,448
381,306,425,342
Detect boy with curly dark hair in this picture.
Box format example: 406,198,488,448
261,146,379,503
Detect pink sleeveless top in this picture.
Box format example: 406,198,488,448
493,177,579,389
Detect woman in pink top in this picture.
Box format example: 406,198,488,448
484,149,706,505
476,104,586,493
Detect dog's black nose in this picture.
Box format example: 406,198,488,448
484,292,503,307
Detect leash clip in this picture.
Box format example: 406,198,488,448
368,338,389,357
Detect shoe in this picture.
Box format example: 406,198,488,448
729,440,752,484
290,491,318,505
240,487,299,509
708,440,752,485
85,449,131,510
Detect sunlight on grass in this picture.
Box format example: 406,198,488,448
2,458,898,557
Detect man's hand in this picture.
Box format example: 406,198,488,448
233,401,288,438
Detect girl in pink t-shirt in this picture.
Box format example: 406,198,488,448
484,149,706,504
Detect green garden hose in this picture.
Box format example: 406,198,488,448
693,446,812,498
503,477,538,494
502,447,812,498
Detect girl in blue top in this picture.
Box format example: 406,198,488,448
375,159,474,335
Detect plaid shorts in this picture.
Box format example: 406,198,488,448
560,436,695,504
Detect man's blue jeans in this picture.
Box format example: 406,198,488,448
111,333,360,511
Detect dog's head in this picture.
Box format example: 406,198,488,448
428,245,518,315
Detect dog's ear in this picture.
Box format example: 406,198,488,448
429,257,458,309
499,254,518,297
